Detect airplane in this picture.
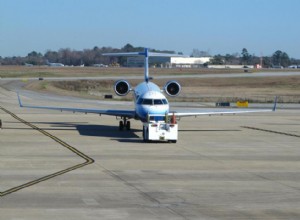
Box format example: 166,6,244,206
46,60,65,67
24,63,34,67
17,48,277,142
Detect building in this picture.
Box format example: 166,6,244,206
127,56,211,68
168,57,211,68
207,65,254,69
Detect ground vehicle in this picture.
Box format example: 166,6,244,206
142,114,178,143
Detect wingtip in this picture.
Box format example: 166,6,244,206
17,92,23,107
272,96,278,112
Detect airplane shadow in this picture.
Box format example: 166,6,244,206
76,124,140,139
4,121,241,143
179,129,241,132
3,121,141,141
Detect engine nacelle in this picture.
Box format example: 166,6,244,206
114,80,131,96
164,81,181,97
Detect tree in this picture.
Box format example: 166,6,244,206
2,44,299,67
27,51,42,57
122,43,134,52
224,54,235,64
272,50,283,66
191,49,210,57
26,51,43,65
44,50,59,63
210,54,224,65
241,48,251,65
272,50,290,67
281,52,290,67
262,56,272,68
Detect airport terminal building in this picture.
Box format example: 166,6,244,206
127,56,211,68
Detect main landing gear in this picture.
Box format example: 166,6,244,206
119,117,131,131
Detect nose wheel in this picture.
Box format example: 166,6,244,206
119,118,130,131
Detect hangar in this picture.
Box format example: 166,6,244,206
127,56,211,68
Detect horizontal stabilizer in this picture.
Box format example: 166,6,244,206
103,48,186,57
103,48,186,83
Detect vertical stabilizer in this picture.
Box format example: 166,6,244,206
102,48,184,83
144,48,149,83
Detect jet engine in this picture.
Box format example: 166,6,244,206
114,80,131,96
164,81,181,97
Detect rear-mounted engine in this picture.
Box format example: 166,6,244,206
114,80,131,96
164,81,181,97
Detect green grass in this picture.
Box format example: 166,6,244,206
3,66,300,103
1,65,299,78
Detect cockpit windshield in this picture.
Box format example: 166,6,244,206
142,99,153,105
137,98,168,105
154,99,163,105
162,99,168,104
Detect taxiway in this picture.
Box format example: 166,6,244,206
1,86,300,219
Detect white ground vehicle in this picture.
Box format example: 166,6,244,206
142,114,178,143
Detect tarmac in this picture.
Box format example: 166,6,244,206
1,87,300,219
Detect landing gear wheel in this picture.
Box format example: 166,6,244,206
119,121,124,131
143,127,149,142
142,127,145,141
126,121,131,130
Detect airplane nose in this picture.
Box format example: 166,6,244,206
141,104,168,113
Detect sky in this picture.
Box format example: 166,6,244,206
1,0,300,58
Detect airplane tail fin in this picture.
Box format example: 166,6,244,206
103,48,185,83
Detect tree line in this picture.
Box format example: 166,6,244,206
0,44,299,68
208,48,300,68
0,44,177,67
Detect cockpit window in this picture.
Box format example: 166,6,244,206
154,99,163,105
142,99,153,105
137,98,143,104
138,98,168,105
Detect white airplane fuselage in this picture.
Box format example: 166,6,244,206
134,81,169,122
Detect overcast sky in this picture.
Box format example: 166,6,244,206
1,0,299,58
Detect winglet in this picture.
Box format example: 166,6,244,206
272,96,278,112
17,92,23,107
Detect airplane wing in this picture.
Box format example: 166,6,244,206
17,93,136,118
168,108,275,117
167,97,277,117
